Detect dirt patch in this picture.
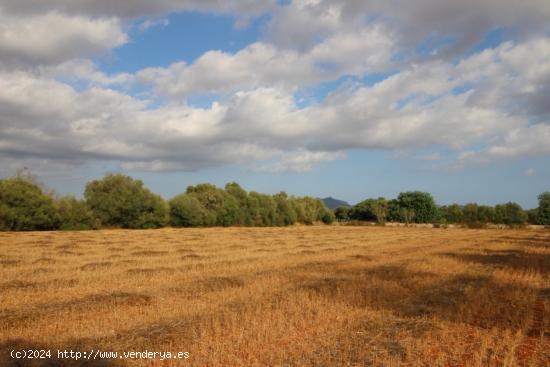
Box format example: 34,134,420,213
131,250,169,256
0,280,37,291
80,262,112,271
126,267,175,275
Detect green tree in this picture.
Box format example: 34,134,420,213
169,194,205,227
494,202,527,226
441,204,463,223
0,176,60,231
84,174,168,229
349,199,377,221
334,207,350,221
387,199,403,222
185,183,225,226
225,182,252,225
55,196,99,230
397,191,438,223
320,208,335,224
350,197,388,223
273,192,297,226
526,208,539,225
537,192,550,225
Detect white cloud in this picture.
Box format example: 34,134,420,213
0,10,127,67
525,168,536,177
138,18,170,32
137,26,394,98
0,1,549,175
266,0,550,55
256,150,346,173
1,36,549,173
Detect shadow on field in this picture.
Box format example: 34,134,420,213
0,340,121,366
443,249,549,274
0,292,152,328
294,261,537,332
492,234,550,249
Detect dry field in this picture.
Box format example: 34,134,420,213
0,226,548,366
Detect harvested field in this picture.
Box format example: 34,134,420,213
0,226,548,366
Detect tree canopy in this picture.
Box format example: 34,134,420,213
84,174,168,229
0,177,60,231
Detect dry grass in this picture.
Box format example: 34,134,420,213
0,226,548,366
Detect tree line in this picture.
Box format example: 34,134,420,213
335,191,550,227
1,172,548,231
0,173,335,231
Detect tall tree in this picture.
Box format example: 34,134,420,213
0,176,60,231
397,191,438,223
85,174,168,229
537,192,550,225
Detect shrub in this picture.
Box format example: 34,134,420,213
537,192,550,225
397,191,438,223
169,194,206,227
0,177,60,231
55,196,99,230
84,174,168,229
494,202,527,226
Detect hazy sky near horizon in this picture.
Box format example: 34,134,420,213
0,1,549,207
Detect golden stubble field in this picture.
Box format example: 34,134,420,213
0,226,548,367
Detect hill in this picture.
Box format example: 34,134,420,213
321,197,351,209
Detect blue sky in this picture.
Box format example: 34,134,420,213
0,1,549,208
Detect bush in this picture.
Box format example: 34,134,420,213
537,192,550,225
55,196,99,230
334,207,350,221
0,177,60,231
349,198,388,224
169,194,206,227
397,191,438,223
84,174,168,229
321,209,335,224
494,202,527,226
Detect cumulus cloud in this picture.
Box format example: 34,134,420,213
0,0,276,25
266,0,550,54
256,150,347,173
0,10,127,67
0,0,549,175
40,59,133,86
137,26,394,98
1,37,548,174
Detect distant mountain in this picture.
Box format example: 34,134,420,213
321,197,351,209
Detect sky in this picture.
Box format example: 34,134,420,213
0,1,549,208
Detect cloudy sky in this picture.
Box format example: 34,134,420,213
0,0,549,207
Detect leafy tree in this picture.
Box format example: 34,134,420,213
401,207,415,225
350,197,388,223
84,174,168,229
251,192,278,226
169,194,205,227
537,192,550,225
441,204,463,223
320,208,335,224
397,191,438,223
349,199,377,221
387,199,403,222
477,205,496,223
273,192,297,226
334,207,350,221
494,202,527,226
526,208,539,225
55,196,99,230
0,176,60,231
462,203,480,225
185,183,225,226
372,198,388,224
225,182,252,225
